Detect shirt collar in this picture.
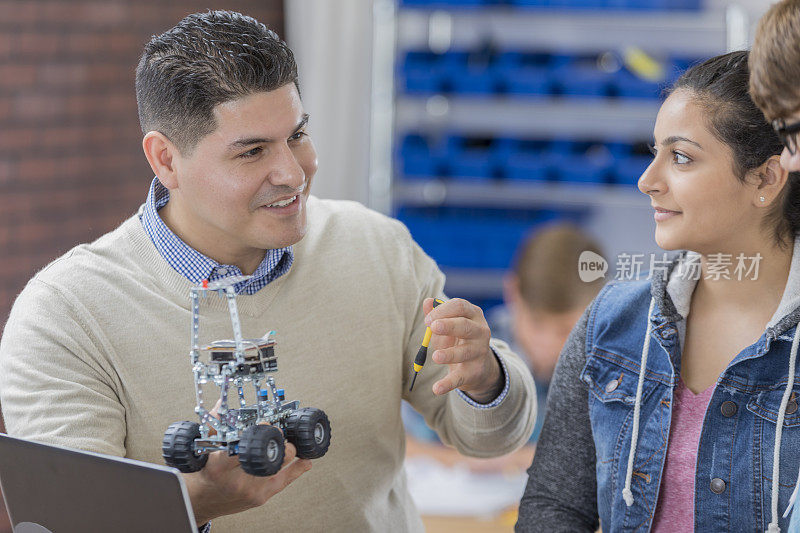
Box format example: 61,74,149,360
139,177,293,294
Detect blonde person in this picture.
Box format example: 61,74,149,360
751,3,800,529
750,0,800,174
517,51,800,532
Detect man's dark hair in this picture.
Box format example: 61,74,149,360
135,10,299,154
671,51,800,248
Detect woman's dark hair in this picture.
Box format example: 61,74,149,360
671,50,800,248
135,10,299,154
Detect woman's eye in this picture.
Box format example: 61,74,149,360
240,147,262,158
673,151,691,165
648,144,657,157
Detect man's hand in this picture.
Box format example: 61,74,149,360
184,401,312,526
423,297,503,403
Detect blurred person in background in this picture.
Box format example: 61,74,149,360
405,224,604,473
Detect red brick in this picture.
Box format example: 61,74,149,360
0,65,38,90
0,0,284,335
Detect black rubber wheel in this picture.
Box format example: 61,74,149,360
284,407,331,459
238,425,285,476
162,421,208,473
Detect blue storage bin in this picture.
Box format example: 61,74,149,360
491,137,519,164
504,66,552,95
399,134,443,179
444,136,496,179
403,68,444,94
614,155,652,185
451,69,497,95
552,60,613,98
614,70,664,100
508,0,552,7
401,52,445,94
401,0,488,6
550,141,613,184
556,157,611,184
505,153,550,181
449,153,495,180
442,51,497,95
606,141,633,159
503,139,551,181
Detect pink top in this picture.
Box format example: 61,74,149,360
651,378,715,533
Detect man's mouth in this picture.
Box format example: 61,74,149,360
266,196,298,208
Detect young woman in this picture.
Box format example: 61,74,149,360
516,51,800,532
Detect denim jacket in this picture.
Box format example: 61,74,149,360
518,243,800,533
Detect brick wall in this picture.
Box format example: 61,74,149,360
0,2,285,530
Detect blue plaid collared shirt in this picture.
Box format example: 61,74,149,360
139,178,292,294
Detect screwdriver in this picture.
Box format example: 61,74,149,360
409,298,445,392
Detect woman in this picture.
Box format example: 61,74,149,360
516,51,800,532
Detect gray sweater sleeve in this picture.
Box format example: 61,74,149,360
515,306,599,532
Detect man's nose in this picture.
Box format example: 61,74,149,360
781,146,800,173
268,143,305,188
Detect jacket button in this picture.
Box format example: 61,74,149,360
787,401,798,415
720,401,737,417
605,379,619,393
710,478,726,494
662,327,676,339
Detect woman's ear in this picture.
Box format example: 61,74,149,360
142,131,181,189
503,273,521,310
755,155,789,207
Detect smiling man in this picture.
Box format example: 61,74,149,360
0,11,536,533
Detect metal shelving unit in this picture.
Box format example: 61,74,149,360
374,2,746,301
395,96,661,140
395,179,646,209
398,8,728,54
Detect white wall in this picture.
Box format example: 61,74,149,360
285,0,375,206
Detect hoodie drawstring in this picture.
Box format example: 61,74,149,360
621,300,800,531
622,297,656,507
767,321,800,533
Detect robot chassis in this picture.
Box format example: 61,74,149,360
162,276,331,477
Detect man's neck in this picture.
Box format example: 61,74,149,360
159,201,266,275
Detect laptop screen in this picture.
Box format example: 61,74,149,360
0,434,197,533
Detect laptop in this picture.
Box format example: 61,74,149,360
0,433,198,533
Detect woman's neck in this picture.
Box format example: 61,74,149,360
694,237,793,310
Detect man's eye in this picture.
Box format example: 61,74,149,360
648,144,657,157
290,131,306,142
240,147,262,158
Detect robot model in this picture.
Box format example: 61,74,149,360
162,276,331,476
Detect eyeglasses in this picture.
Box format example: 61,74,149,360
772,118,800,155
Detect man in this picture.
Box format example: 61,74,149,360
750,0,800,172
0,10,535,533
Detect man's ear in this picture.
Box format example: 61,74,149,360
755,155,789,207
142,131,180,189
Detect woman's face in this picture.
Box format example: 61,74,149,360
638,90,763,254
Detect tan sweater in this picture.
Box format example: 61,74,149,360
0,196,536,532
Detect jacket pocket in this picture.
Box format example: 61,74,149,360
581,352,660,512
747,386,800,531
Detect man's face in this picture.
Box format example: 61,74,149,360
779,110,800,173
168,84,318,266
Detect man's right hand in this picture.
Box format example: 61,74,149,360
184,439,311,526
183,400,312,526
